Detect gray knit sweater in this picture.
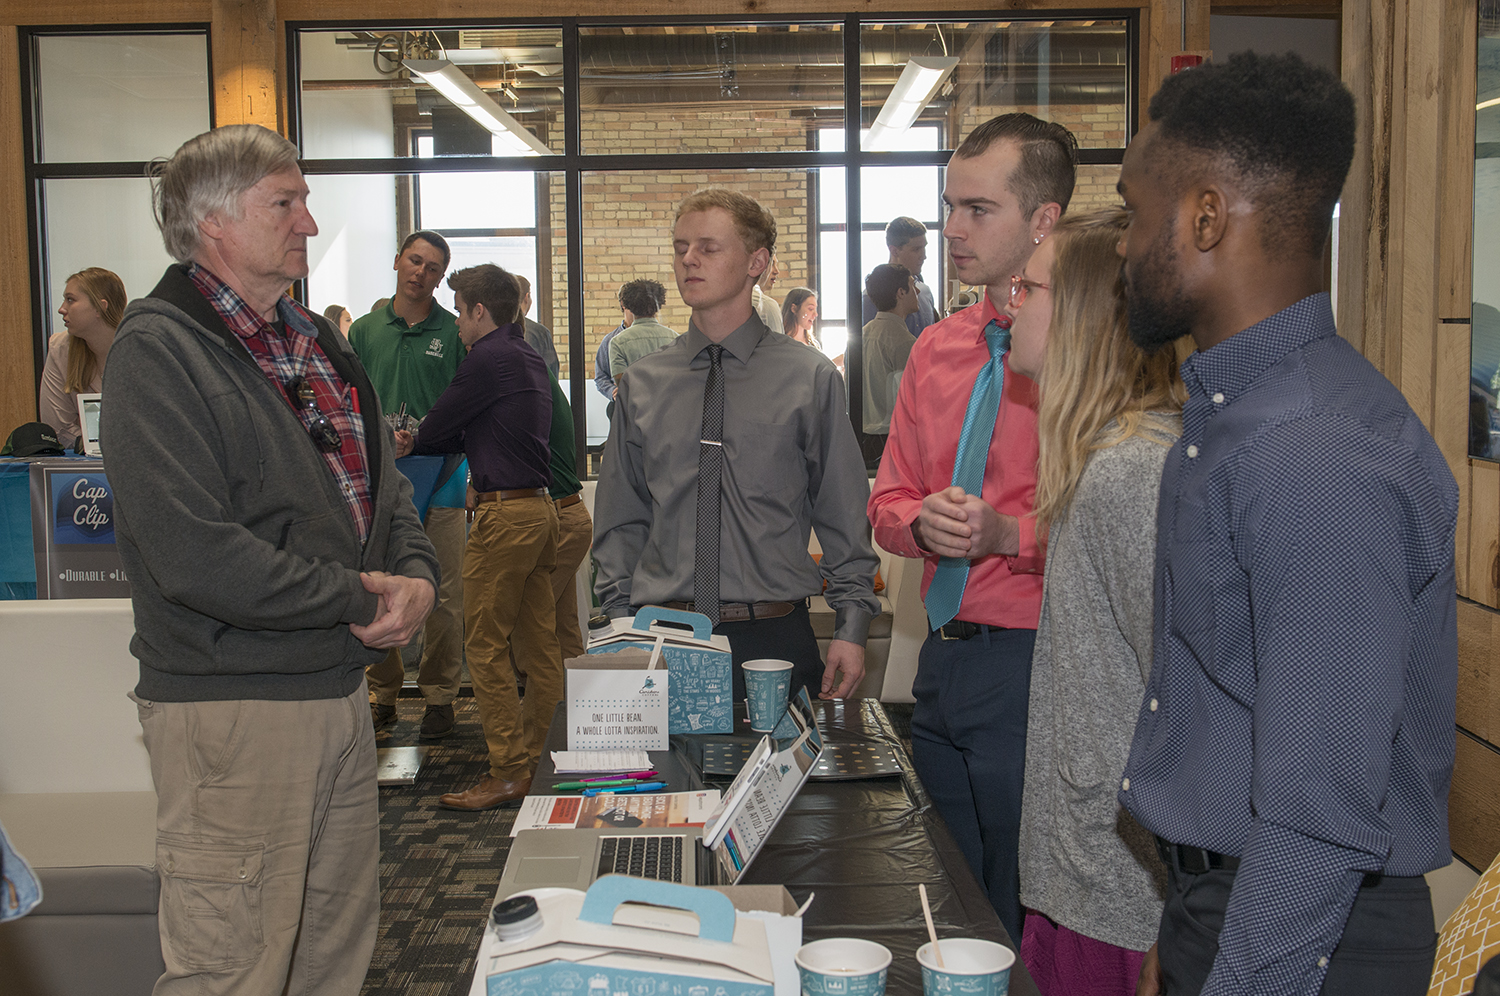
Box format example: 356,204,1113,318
1018,415,1179,951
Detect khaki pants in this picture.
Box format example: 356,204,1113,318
465,495,561,781
367,505,465,706
550,498,593,663
131,682,378,996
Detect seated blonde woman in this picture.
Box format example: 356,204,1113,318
1007,210,1186,996
40,267,126,451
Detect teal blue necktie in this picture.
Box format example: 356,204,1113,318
925,319,1010,631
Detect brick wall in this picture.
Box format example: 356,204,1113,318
539,102,1125,380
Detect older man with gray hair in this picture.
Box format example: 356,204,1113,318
101,123,437,995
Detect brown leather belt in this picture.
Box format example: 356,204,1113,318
660,600,797,622
475,488,548,504
555,492,583,509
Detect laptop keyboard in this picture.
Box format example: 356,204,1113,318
598,835,685,883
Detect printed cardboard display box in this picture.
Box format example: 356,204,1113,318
482,876,798,996
587,608,733,735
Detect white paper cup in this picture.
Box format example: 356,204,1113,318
743,658,795,732
795,937,891,996
917,938,1015,996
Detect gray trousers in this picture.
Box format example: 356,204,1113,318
131,681,379,996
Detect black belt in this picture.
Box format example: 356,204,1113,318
935,619,1000,641
475,488,548,503
1154,836,1390,887
1155,836,1241,875
660,600,798,622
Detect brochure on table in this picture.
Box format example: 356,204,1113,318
587,607,733,734
510,790,720,836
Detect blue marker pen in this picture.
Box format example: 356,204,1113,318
582,781,668,797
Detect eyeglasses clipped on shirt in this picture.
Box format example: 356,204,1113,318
285,375,343,453
1009,275,1051,310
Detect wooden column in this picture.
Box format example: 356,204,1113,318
211,0,280,132
0,26,35,436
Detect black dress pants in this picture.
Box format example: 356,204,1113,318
1158,862,1437,995
714,600,824,702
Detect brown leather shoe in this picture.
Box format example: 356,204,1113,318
437,775,532,812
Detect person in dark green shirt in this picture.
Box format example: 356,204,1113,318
540,369,591,663
349,230,468,741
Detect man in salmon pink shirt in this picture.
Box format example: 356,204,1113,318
868,113,1077,943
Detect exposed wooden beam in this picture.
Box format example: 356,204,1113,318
211,0,279,132
0,26,35,437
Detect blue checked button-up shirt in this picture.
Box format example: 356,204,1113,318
1120,293,1458,996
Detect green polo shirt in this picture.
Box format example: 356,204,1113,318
348,301,464,419
546,371,582,499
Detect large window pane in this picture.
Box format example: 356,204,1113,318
579,24,843,155
1474,5,1500,459
305,169,569,378
35,34,209,163
581,167,832,452
41,178,174,343
299,28,564,159
860,21,1129,152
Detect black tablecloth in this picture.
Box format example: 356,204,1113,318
535,699,1039,996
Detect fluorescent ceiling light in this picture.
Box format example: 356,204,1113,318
404,58,552,157
865,56,960,152
1479,96,1500,111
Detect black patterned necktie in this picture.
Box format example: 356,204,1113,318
693,344,726,625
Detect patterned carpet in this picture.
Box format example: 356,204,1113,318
365,696,518,996
363,694,917,995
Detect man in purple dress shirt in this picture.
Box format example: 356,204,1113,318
396,264,558,811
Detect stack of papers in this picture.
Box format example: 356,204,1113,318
550,749,653,773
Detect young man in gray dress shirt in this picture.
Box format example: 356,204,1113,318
593,188,880,702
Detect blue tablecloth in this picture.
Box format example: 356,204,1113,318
0,462,36,596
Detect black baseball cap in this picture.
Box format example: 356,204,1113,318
2,422,64,457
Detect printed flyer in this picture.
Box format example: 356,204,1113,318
509,790,719,836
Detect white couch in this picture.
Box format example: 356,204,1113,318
0,598,162,996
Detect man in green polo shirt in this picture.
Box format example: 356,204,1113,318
350,230,468,740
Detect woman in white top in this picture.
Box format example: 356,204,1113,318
1008,210,1185,996
40,267,125,451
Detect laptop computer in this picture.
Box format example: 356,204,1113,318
497,688,823,898
75,394,102,457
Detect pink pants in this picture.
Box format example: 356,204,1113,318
1021,910,1148,996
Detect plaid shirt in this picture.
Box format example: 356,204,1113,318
189,264,374,544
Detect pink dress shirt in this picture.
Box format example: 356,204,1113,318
868,292,1045,630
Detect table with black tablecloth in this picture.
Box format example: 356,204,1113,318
533,698,1039,996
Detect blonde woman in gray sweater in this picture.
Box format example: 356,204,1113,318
1006,210,1185,996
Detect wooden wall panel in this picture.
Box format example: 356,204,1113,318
1451,733,1500,870
1439,0,1478,320
1458,600,1500,743
0,26,34,438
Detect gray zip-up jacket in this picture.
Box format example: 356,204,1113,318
102,264,439,703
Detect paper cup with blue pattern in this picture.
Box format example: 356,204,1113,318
917,938,1014,996
795,937,891,996
743,658,794,732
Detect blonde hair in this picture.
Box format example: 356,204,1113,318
675,187,777,255
1032,210,1186,530
63,267,126,395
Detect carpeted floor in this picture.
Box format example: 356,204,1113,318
363,695,917,995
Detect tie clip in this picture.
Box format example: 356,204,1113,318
699,440,723,446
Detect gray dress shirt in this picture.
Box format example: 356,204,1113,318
593,313,880,645
860,311,916,433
